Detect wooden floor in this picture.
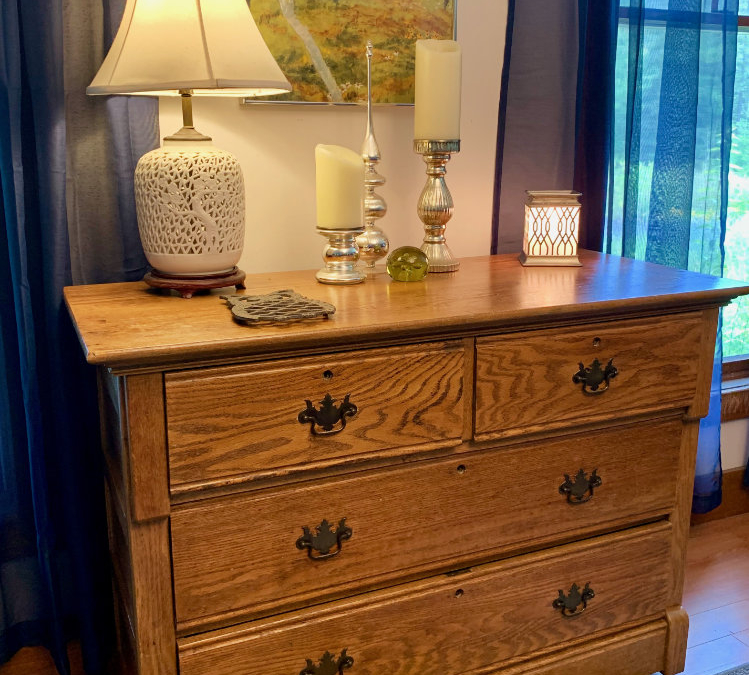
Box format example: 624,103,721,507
2,514,749,675
681,512,749,675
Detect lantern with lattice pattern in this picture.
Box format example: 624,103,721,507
519,191,582,266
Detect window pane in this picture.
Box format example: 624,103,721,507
724,27,749,358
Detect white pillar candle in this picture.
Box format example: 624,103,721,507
315,144,364,229
414,39,462,140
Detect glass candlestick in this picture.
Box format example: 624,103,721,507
316,227,366,285
356,41,389,269
414,139,460,273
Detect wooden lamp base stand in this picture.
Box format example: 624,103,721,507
143,267,246,299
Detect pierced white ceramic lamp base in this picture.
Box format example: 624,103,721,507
134,134,245,279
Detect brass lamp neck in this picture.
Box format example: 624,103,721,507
164,89,212,142
181,89,194,128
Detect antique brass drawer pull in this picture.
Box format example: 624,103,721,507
572,357,618,394
296,518,353,560
300,649,354,675
559,469,602,505
552,582,595,618
298,393,358,435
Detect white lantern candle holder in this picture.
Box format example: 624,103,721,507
519,191,582,267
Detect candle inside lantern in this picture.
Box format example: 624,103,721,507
315,144,364,229
414,39,462,140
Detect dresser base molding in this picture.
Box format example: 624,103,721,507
476,621,669,675
664,607,689,675
179,619,670,675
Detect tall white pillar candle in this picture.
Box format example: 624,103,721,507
315,144,364,229
414,39,462,140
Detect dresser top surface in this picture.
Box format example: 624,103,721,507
64,251,749,369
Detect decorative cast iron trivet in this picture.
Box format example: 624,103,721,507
221,290,336,325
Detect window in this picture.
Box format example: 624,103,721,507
723,1,749,359
611,1,749,364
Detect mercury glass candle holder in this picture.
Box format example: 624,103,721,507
356,41,389,269
316,227,366,285
414,139,460,272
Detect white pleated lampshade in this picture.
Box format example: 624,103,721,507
87,0,291,97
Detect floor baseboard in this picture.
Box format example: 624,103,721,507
691,466,749,526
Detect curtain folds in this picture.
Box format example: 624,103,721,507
494,0,738,513
0,0,157,672
599,0,738,512
490,0,580,254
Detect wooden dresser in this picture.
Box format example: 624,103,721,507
64,252,749,675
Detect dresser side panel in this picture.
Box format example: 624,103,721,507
123,374,170,522
122,373,177,675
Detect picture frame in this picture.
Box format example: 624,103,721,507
243,0,457,106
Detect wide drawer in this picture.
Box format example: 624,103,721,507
171,417,681,628
165,341,465,493
178,522,672,675
475,313,703,439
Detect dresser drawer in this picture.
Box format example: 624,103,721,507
165,341,465,493
171,417,680,628
178,522,672,675
475,313,702,439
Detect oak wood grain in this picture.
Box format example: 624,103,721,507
123,374,170,522
104,481,135,633
165,342,464,491
486,621,668,675
462,336,475,440
129,519,177,675
178,523,672,675
63,252,749,372
98,370,129,515
669,420,703,608
687,307,721,420
475,313,703,439
101,372,177,675
722,378,749,421
65,253,749,675
171,418,682,630
664,606,690,675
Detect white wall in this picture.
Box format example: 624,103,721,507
723,419,749,471
159,0,508,275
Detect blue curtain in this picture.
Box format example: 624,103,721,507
491,0,581,254
585,0,739,512
0,0,156,672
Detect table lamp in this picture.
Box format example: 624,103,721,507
87,0,291,297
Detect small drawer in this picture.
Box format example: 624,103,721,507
165,341,465,493
178,522,672,675
170,418,681,629
475,313,703,440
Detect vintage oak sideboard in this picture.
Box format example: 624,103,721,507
64,252,749,675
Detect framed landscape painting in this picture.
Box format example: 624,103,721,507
245,0,457,104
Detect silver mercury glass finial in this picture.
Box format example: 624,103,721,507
356,40,389,269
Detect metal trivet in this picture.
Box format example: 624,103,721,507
221,290,336,325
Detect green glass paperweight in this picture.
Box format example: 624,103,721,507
386,246,429,282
